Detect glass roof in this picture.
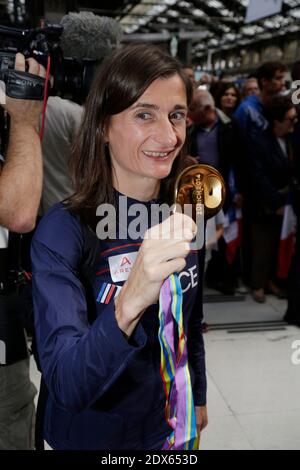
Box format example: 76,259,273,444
108,0,300,57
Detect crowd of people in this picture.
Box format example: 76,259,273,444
185,61,300,313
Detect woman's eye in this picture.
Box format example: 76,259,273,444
136,112,152,120
170,112,186,121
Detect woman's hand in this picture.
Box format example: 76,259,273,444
115,212,196,337
196,405,208,435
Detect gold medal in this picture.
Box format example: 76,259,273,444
173,164,226,248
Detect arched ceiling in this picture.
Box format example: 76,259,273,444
78,0,300,58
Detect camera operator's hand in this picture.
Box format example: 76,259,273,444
0,53,45,232
2,53,46,128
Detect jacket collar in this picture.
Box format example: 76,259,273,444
216,108,231,125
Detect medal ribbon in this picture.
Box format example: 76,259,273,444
158,273,198,450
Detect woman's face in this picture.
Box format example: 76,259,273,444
106,74,187,198
220,87,238,112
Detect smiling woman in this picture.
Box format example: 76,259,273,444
69,43,193,223
31,44,208,450
106,74,188,198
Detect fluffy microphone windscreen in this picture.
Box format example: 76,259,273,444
60,11,123,60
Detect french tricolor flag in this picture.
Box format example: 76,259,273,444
223,206,243,265
96,283,122,304
277,204,297,279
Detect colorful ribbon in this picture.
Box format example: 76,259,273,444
158,273,198,450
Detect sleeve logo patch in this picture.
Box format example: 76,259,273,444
108,252,138,282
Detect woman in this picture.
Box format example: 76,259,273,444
31,44,208,450
214,82,240,117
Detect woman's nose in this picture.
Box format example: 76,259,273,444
153,118,178,147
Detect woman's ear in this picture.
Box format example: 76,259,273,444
97,128,109,146
102,121,110,144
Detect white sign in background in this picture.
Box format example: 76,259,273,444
245,0,283,24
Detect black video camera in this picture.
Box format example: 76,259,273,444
0,22,98,104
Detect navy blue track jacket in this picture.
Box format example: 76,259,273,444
31,198,207,450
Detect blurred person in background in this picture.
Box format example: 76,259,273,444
241,77,260,99
182,64,197,89
188,88,245,211
188,88,246,294
283,141,300,326
197,72,218,91
213,82,241,118
284,63,300,325
247,95,297,303
235,61,286,140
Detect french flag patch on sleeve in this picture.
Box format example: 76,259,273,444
96,283,122,304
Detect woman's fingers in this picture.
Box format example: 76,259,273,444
140,213,196,282
139,242,190,283
156,240,191,264
145,213,197,242
158,258,187,280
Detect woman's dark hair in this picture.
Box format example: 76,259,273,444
264,94,295,127
68,43,193,226
213,81,240,113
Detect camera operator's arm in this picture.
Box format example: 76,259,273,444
0,53,45,233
